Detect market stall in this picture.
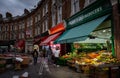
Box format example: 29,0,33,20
54,0,120,78
0,53,32,72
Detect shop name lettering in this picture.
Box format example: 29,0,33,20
68,7,102,25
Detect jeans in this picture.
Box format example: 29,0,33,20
33,57,38,65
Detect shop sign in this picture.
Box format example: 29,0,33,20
49,22,65,35
66,0,112,29
68,7,102,26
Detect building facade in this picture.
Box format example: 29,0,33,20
0,0,120,59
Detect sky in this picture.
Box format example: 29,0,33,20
0,0,40,18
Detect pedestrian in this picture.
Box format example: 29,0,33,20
42,48,46,58
53,47,60,67
46,46,53,64
32,49,38,65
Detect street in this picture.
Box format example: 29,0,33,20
0,57,88,78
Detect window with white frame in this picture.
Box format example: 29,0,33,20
52,14,55,27
30,18,33,26
5,25,7,31
30,30,32,37
38,14,40,21
35,27,37,36
71,0,80,16
42,24,44,33
11,25,14,31
15,24,18,30
52,0,56,5
22,32,24,38
43,6,45,16
89,0,96,4
19,33,21,39
8,26,9,31
46,4,48,13
21,21,25,29
84,0,96,7
45,19,48,31
57,6,62,24
14,24,16,30
37,26,39,35
27,19,30,27
35,16,37,23
19,24,21,30
38,26,40,34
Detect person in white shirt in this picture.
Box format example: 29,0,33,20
53,47,60,67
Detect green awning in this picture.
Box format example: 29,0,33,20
54,15,109,44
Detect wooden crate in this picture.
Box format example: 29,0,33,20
21,57,31,65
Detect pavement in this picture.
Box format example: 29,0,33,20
0,57,89,78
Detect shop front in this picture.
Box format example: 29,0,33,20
54,0,120,78
15,39,25,53
39,22,66,55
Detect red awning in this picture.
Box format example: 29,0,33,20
39,31,63,46
34,36,48,44
49,22,65,35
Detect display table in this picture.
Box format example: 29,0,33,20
67,60,75,67
21,56,31,66
89,63,120,78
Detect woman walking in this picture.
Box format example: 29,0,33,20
32,49,38,65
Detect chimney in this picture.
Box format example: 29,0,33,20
6,12,12,20
24,8,29,14
0,13,3,21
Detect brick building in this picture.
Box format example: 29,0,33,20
0,0,120,59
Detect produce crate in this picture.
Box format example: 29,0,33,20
81,65,90,74
89,67,108,78
21,57,31,65
67,60,75,68
111,67,120,78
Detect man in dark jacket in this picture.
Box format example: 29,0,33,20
32,49,38,65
